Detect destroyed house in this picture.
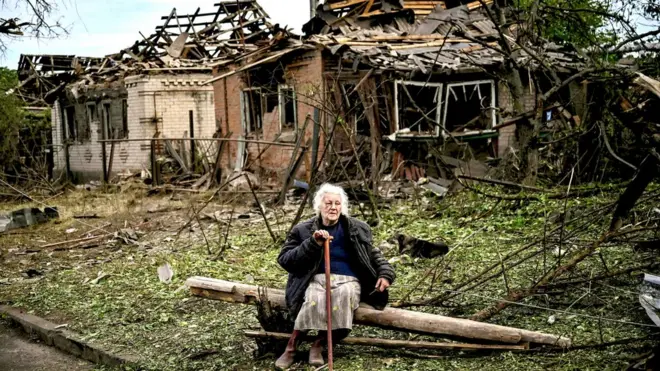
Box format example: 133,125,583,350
42,1,276,181
208,0,587,184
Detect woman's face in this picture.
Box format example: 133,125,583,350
321,193,342,223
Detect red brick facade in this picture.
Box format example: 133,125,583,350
213,49,325,184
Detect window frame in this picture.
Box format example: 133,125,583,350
394,80,444,137
240,87,264,135
278,84,297,132
442,80,497,138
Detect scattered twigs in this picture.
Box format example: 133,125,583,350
395,229,481,306
402,201,618,308
40,234,111,249
558,167,575,267
469,225,656,321
457,175,544,192
244,174,278,243
215,205,235,260
78,223,112,238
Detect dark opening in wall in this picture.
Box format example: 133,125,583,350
242,89,263,134
396,81,443,136
121,99,128,138
279,86,297,131
341,83,370,136
64,106,76,141
443,81,495,134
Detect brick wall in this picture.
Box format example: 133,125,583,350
52,73,215,181
214,49,325,183
497,80,537,157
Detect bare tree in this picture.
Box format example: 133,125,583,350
0,0,68,54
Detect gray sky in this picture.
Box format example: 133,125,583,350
1,0,311,69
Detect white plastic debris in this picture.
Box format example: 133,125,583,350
158,262,174,283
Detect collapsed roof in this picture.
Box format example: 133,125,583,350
15,0,288,105
15,0,582,105
305,0,581,74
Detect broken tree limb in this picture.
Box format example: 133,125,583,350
456,175,544,192
244,174,278,243
185,277,571,347
244,331,530,351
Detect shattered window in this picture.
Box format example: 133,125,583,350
64,106,76,141
279,86,297,131
395,81,443,136
341,83,370,136
241,89,263,134
443,81,496,136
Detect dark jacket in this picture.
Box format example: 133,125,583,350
278,214,396,318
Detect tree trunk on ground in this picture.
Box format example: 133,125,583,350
186,276,571,347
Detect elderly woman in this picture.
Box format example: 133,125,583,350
275,183,395,369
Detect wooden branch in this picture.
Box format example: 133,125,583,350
244,174,278,243
186,277,571,347
457,175,544,192
244,331,530,351
598,121,637,171
470,226,653,321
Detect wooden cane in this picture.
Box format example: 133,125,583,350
323,236,334,371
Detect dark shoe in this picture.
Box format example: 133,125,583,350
275,350,295,370
308,340,325,366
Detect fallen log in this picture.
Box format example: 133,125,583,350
186,277,571,348
244,330,530,351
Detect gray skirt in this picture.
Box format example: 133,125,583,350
294,274,361,331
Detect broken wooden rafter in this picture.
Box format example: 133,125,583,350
186,277,571,347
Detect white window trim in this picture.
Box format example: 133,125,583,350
442,80,497,138
278,84,297,132
240,87,263,134
394,80,444,137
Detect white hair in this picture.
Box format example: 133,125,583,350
313,183,350,217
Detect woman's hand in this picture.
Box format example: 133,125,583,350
313,230,331,246
375,277,391,292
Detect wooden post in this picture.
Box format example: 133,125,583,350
151,139,161,186
101,139,108,183
106,132,116,181
189,110,196,172
64,142,71,182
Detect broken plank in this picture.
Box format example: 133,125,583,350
390,39,472,50
186,277,571,347
244,331,529,351
164,139,190,174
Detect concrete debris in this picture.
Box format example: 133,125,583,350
0,207,59,234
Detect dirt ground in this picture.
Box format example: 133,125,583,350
0,184,658,370
0,322,92,371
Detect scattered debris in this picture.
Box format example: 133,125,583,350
0,206,59,233
158,263,174,283
640,273,660,327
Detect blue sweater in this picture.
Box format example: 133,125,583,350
317,221,358,278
